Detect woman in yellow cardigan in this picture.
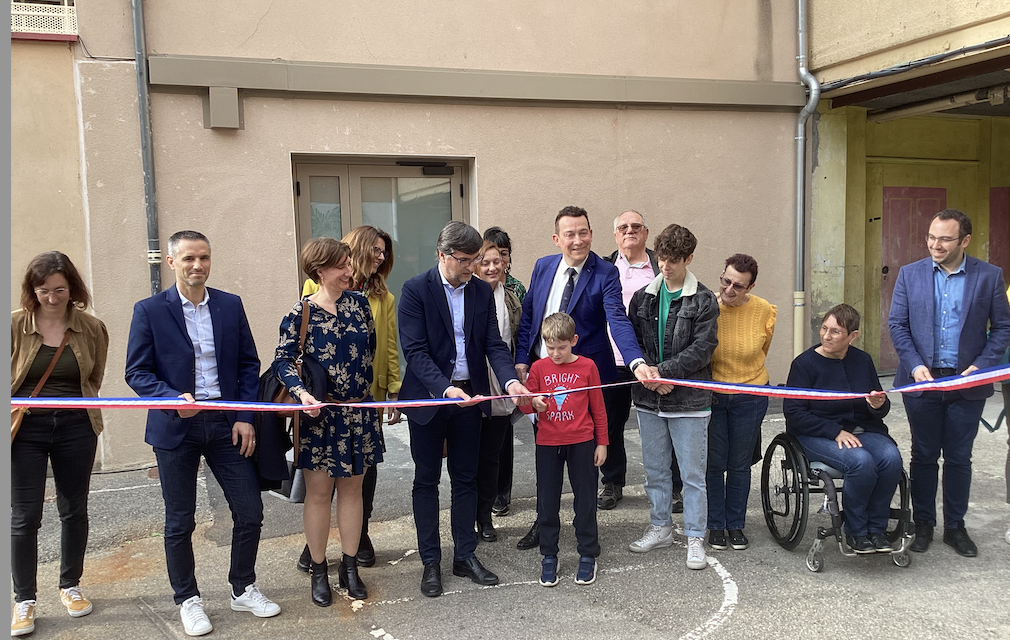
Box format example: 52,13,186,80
300,226,400,568
706,254,776,552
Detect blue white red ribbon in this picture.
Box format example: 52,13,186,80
11,364,1009,412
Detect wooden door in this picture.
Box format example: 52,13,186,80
879,186,946,371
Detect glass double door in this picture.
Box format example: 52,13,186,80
293,163,465,302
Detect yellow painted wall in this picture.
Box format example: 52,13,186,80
813,111,1010,365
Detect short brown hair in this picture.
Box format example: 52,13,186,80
20,251,91,314
823,303,860,333
724,253,759,285
541,312,576,342
932,208,972,238
301,237,351,284
341,225,393,297
555,205,591,234
653,224,697,262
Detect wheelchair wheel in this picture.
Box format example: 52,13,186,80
892,552,911,568
805,539,824,572
761,434,809,550
886,468,913,545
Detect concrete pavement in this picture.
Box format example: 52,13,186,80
21,381,1010,639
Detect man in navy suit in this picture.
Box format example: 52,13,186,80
126,231,280,636
398,221,531,598
513,206,656,549
889,209,1010,557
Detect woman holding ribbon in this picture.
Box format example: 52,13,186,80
706,254,776,552
299,225,400,570
275,237,382,605
473,240,522,542
11,251,109,636
783,303,902,554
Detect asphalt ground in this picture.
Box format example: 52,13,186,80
21,380,1010,639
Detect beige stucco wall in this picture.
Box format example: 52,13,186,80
81,0,798,83
809,1,1010,81
10,40,85,311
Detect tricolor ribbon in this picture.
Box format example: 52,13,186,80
11,364,1009,412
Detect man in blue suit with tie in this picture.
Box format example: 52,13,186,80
513,206,657,549
126,230,280,636
889,209,1010,557
398,221,531,598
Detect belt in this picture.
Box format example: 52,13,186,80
451,379,474,392
930,367,957,378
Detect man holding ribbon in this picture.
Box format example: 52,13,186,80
397,221,532,598
513,205,655,550
889,209,1010,557
126,230,280,636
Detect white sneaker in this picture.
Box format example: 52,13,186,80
628,524,674,553
686,536,708,570
180,595,213,637
230,583,280,618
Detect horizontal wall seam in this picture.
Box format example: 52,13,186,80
148,54,807,109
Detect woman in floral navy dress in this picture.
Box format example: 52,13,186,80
273,237,382,606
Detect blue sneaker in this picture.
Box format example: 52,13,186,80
574,556,597,585
539,555,559,587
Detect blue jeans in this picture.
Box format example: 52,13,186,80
636,410,709,538
11,410,97,602
154,411,264,603
903,391,985,529
796,432,902,537
707,393,768,531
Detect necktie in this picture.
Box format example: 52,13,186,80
559,267,577,313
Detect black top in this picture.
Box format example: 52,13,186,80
14,344,82,399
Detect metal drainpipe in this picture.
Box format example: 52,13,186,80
794,0,820,356
132,0,162,295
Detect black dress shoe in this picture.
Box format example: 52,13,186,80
943,526,978,557
516,521,540,550
420,562,442,598
310,559,332,607
910,523,933,553
338,553,368,599
478,522,498,542
452,556,499,586
356,532,376,567
297,544,312,573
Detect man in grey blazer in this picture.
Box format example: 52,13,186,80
888,209,1010,557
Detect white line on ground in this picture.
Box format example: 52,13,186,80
89,483,161,495
679,555,738,640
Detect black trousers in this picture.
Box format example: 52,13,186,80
536,440,600,558
360,464,378,545
495,420,514,505
11,410,97,602
476,414,512,526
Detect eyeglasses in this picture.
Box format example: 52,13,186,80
34,287,69,298
445,253,477,267
719,276,749,293
820,327,848,338
372,247,387,258
616,223,646,234
926,234,964,245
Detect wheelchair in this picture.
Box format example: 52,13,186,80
760,433,914,572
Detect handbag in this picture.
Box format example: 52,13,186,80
12,331,70,444
272,302,311,418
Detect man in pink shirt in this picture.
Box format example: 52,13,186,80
601,211,683,513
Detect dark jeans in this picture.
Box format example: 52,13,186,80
706,393,768,530
797,432,902,536
476,414,511,525
408,403,482,564
154,411,264,603
903,391,985,529
536,440,600,557
599,368,633,487
495,419,514,505
11,410,97,602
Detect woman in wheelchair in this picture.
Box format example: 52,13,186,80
783,304,903,554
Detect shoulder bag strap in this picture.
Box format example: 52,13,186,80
29,330,71,398
292,301,311,455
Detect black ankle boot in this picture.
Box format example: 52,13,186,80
338,553,368,599
310,559,332,607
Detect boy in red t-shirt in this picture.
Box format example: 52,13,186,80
523,312,608,586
